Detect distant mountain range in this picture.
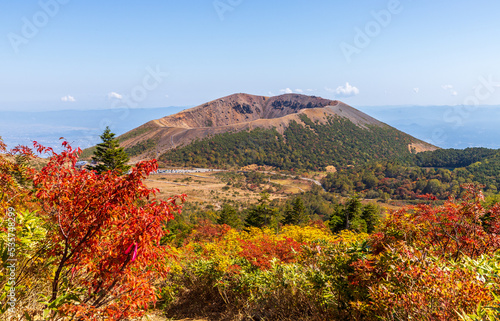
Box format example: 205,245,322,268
0,107,186,152
2,100,500,155
100,93,436,170
356,105,500,149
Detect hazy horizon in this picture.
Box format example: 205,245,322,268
2,103,500,152
2,1,500,112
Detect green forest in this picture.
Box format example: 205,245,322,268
322,147,500,200
160,115,421,170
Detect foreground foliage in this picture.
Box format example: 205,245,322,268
163,186,500,320
0,140,184,320
3,135,500,320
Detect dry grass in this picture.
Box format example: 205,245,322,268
145,171,315,205
141,314,208,321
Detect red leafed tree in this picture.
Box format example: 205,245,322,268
30,141,185,320
371,184,500,261
238,236,304,270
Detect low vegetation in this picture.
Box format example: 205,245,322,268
162,185,500,320
2,137,500,320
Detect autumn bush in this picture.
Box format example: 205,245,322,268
352,185,500,320
163,186,500,321
2,137,500,320
0,140,184,320
162,223,370,320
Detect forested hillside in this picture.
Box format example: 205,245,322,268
111,93,436,162
160,115,423,170
322,147,500,200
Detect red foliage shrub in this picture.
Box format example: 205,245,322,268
238,236,304,269
351,244,493,320
27,141,185,320
347,184,500,319
185,220,232,244
371,184,500,260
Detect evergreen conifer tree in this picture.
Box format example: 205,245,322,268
282,203,294,225
217,203,242,228
361,203,380,233
283,197,309,225
329,196,380,234
245,193,278,228
90,126,131,174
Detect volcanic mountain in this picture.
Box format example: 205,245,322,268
115,93,437,170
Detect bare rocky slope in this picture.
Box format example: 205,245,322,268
113,93,437,167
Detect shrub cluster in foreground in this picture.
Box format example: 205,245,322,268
162,187,500,320
2,139,500,320
0,141,184,320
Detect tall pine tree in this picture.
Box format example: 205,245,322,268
217,203,242,228
90,126,131,174
282,197,309,225
245,193,278,228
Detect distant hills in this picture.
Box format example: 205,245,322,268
356,105,500,149
112,93,437,170
0,107,186,152
3,103,500,154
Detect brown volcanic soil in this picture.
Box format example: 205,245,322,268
119,93,437,161
154,93,335,128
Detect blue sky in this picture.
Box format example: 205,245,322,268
1,0,500,111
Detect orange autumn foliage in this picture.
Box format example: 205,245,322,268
21,141,185,320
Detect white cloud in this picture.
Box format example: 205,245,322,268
333,82,360,97
295,88,304,93
442,85,458,96
61,95,76,102
413,88,420,93
107,92,123,99
280,88,293,94
306,89,315,92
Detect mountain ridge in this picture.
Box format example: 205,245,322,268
116,93,436,164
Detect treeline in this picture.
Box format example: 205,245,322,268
160,115,420,171
322,148,500,200
414,147,497,167
164,187,381,245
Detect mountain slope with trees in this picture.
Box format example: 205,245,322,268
113,93,436,169
160,114,431,170
322,147,500,200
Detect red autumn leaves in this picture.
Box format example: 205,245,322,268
9,141,185,320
